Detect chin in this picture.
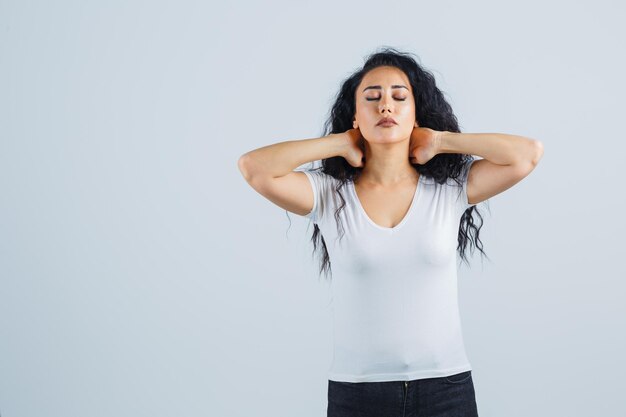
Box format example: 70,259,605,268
367,134,408,144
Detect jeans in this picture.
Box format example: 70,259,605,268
327,370,479,417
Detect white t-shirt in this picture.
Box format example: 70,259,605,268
298,159,477,383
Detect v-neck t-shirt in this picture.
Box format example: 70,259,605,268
297,159,477,383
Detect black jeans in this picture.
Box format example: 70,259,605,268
327,370,479,417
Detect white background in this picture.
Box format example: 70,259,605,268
1,0,625,416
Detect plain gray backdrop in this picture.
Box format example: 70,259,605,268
2,1,625,416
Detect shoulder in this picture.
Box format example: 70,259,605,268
296,168,346,222
298,168,342,192
438,159,476,188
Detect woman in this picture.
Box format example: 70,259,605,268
238,47,543,417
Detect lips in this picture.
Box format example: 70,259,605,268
377,117,397,126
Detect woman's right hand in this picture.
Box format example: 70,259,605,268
335,128,365,168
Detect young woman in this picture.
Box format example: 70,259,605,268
238,47,543,417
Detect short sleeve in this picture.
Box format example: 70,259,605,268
454,159,478,218
456,158,478,214
297,169,332,223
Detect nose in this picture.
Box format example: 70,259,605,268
379,97,393,113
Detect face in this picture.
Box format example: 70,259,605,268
353,66,418,144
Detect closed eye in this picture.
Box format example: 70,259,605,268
366,97,406,101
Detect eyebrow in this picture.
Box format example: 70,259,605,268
362,85,409,92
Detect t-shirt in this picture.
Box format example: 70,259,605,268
297,159,478,383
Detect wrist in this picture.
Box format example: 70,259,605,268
328,133,350,157
437,131,457,154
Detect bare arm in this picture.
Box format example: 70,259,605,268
437,131,544,205
238,134,351,181
237,132,361,216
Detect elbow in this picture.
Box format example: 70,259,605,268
238,153,253,182
531,140,544,167
514,139,543,175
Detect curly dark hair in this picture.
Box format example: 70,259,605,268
295,46,489,281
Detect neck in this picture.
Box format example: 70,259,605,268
358,140,418,186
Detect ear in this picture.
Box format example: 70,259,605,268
353,120,358,129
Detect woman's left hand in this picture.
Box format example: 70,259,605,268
409,127,444,164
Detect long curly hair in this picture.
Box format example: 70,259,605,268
297,47,489,281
